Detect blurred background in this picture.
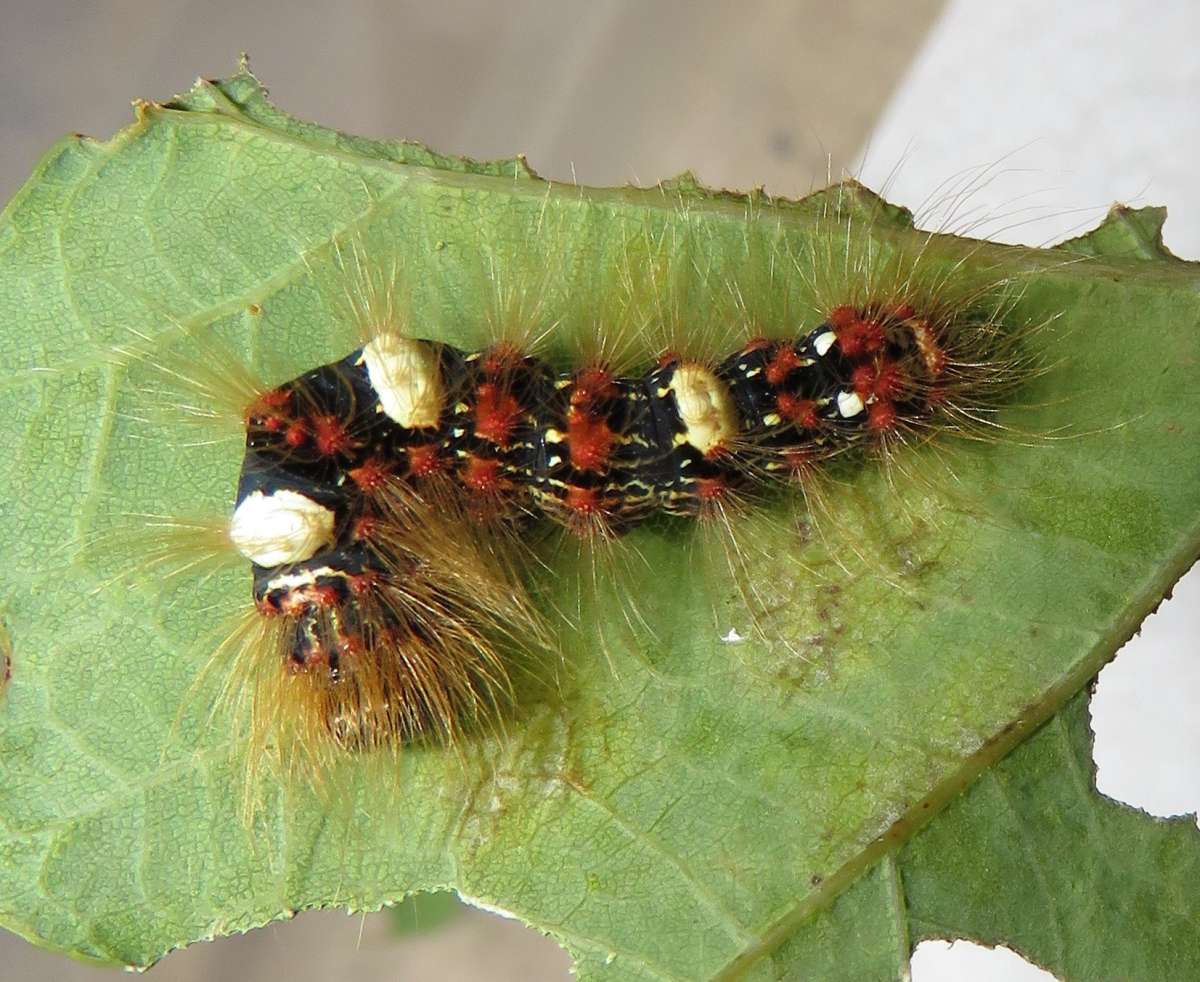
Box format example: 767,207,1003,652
1,1,1196,979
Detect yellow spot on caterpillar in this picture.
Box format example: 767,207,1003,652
361,333,443,429
668,363,739,455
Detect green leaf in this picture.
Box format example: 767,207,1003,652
770,688,1200,980
386,890,463,936
1,67,1198,979
903,687,1200,980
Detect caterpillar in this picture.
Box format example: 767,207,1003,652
96,187,1032,780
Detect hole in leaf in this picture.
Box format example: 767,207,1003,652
911,938,1056,981
1091,561,1200,820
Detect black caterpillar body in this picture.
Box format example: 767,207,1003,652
230,303,949,679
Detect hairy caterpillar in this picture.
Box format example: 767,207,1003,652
90,180,1037,781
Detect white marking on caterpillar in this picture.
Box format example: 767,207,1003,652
229,489,336,567
668,363,739,455
361,333,443,429
836,390,865,418
814,331,837,356
264,565,341,593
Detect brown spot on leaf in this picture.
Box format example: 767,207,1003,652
0,622,11,698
